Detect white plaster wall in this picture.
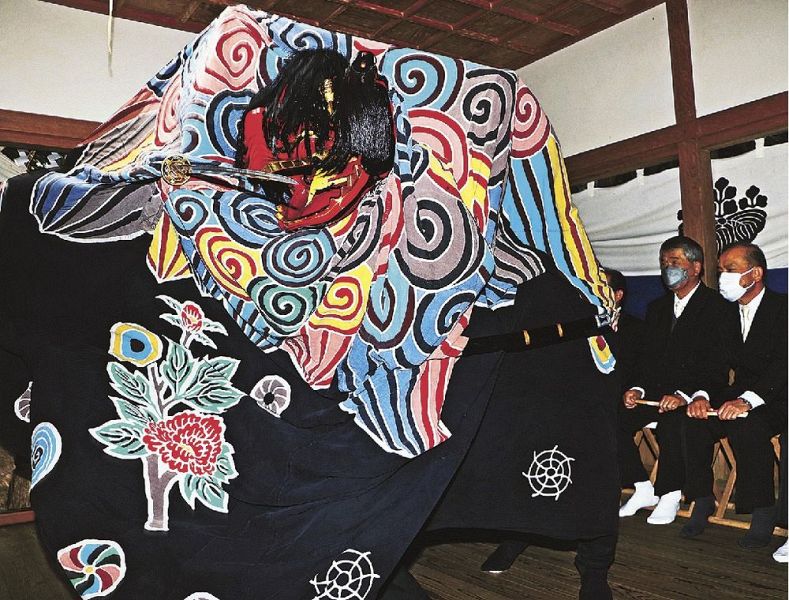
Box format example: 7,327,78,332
688,0,788,117
517,5,675,157
0,0,195,121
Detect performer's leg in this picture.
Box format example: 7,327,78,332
480,539,530,573
377,563,431,600
575,534,617,600
680,417,723,538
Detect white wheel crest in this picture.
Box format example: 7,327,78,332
310,549,380,600
522,445,575,501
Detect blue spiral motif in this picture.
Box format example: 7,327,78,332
262,229,335,285
167,190,210,235
205,90,253,157
147,52,183,97
31,422,62,489
359,262,415,348
250,278,326,335
264,20,351,81
380,50,463,111
413,289,477,357
215,191,280,247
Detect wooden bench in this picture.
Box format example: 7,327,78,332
631,425,785,534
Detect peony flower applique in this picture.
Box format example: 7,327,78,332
90,296,243,531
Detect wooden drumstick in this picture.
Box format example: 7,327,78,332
634,398,747,417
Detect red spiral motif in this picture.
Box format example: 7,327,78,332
155,73,182,147
410,108,469,190
197,11,263,94
196,226,258,300
511,84,550,159
353,39,391,56
313,274,367,333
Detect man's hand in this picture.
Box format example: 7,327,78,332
686,397,712,419
718,399,750,420
658,394,686,413
623,389,642,409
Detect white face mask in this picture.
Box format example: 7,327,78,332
718,268,754,302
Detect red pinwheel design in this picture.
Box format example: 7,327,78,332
57,539,126,599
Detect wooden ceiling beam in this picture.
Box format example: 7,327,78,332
364,0,434,39
419,8,489,50
179,0,203,24
521,0,664,64
337,0,404,20
565,124,681,186
697,92,788,149
44,0,205,32
0,109,99,150
495,6,580,36
564,92,787,187
38,0,666,69
577,0,626,14
325,5,350,23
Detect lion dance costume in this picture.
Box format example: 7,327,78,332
0,6,619,599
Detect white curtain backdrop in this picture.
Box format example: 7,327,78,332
573,140,788,275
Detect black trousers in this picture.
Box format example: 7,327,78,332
683,406,784,513
617,404,685,495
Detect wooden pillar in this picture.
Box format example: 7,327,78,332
666,0,718,286
677,141,717,284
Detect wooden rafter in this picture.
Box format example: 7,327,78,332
0,109,98,150
40,0,663,69
564,91,787,186
44,0,206,33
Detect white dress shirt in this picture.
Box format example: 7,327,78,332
673,282,700,318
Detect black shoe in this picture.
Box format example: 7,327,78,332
680,496,715,539
480,540,529,574
737,505,777,549
579,569,613,600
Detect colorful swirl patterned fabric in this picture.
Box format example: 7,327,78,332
29,5,613,457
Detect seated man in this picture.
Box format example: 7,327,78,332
617,236,727,524
683,242,787,546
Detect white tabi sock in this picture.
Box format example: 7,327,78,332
647,489,682,525
619,480,659,517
